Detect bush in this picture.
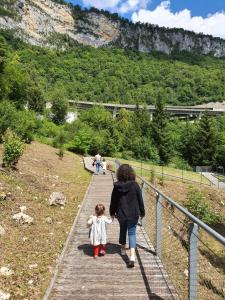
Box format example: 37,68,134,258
14,110,37,143
53,130,68,148
36,118,60,138
3,129,25,169
185,187,223,225
121,150,134,160
0,100,17,139
168,156,192,171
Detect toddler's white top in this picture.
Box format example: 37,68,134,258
87,215,112,246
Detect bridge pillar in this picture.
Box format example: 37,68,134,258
198,113,202,120
113,107,117,118
149,112,153,121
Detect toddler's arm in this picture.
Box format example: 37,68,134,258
87,215,93,228
104,216,113,224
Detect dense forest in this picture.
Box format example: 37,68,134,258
1,30,225,107
1,30,225,169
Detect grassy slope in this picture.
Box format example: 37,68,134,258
0,142,91,299
107,157,210,184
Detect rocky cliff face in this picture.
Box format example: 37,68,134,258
1,0,225,57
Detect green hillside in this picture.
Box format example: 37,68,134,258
1,30,225,108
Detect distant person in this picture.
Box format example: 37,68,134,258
94,152,101,174
101,158,107,175
87,204,112,258
110,164,145,268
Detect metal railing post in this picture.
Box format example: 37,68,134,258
156,193,162,258
188,223,199,300
141,182,145,227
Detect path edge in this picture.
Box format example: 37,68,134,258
43,174,94,300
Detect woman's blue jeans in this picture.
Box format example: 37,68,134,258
96,161,100,174
119,219,138,249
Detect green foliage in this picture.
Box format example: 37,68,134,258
0,35,9,75
185,187,223,225
151,93,173,163
121,150,134,160
51,95,68,125
168,156,192,171
191,113,218,165
66,127,93,154
3,129,25,168
1,54,29,108
27,85,45,113
13,110,36,143
0,101,36,142
53,130,68,148
2,30,225,107
0,100,17,138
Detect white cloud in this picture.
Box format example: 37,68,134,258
132,1,225,39
82,0,120,10
82,0,150,13
119,0,149,14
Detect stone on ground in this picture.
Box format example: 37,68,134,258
0,225,6,236
0,267,14,277
12,207,34,225
48,192,66,206
0,289,11,300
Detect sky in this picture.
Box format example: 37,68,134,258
67,0,225,39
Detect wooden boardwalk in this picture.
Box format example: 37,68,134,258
45,158,179,300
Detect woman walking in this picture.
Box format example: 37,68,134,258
110,164,145,268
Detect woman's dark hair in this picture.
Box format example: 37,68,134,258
116,164,136,182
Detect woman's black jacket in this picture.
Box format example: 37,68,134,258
110,180,145,221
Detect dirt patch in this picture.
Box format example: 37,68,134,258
0,142,91,299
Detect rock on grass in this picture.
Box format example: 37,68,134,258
49,192,66,206
0,289,11,300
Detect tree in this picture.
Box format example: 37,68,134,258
179,120,196,165
151,93,172,163
50,87,68,125
2,54,29,109
191,113,218,166
27,85,45,113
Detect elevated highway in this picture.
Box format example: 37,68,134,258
68,100,225,118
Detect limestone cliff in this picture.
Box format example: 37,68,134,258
1,0,225,57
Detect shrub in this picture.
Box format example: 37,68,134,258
3,129,25,169
36,118,60,138
0,100,17,139
121,150,134,160
168,156,192,171
53,130,67,148
185,187,223,225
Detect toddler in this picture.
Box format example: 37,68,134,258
87,204,112,258
101,158,107,175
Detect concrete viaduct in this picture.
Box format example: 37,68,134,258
68,100,225,121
